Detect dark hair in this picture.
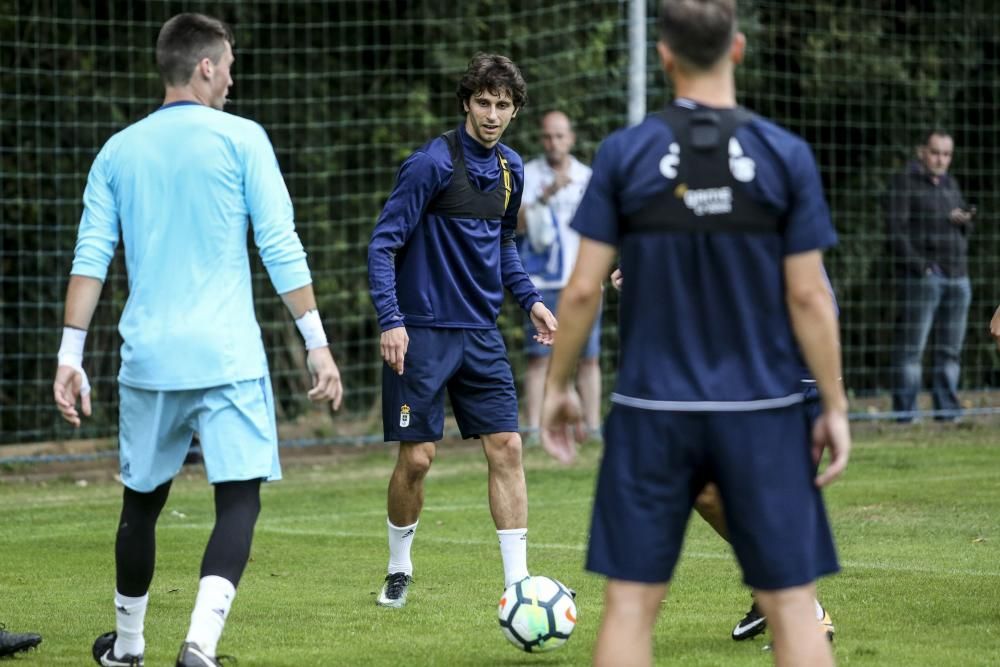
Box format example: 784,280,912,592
922,129,952,145
657,0,736,71
456,53,527,113
156,13,234,86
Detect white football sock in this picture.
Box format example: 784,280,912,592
815,599,824,621
113,591,148,657
185,575,236,657
387,518,418,576
498,528,529,588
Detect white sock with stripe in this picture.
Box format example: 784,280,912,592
185,575,236,657
113,590,148,657
387,518,418,576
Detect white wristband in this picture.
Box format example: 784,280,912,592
58,327,87,369
58,326,91,396
295,310,328,351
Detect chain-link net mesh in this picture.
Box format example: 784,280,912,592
2,0,997,449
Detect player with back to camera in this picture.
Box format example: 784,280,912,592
52,13,343,667
609,267,836,643
541,1,849,665
368,53,558,609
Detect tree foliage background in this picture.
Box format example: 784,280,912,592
1,0,997,444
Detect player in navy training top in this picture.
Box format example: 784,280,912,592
541,2,850,666
367,53,558,609
610,267,838,642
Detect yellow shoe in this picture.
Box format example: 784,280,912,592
818,606,835,642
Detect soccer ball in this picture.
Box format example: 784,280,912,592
497,575,576,652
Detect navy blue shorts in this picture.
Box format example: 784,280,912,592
382,326,519,442
524,288,601,359
586,402,839,590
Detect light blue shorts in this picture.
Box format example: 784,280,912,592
118,376,281,492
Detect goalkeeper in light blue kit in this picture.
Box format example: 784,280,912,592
52,13,343,667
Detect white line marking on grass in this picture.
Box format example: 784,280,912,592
256,526,587,551
0,494,122,509
244,526,1000,578
256,498,588,522
841,472,1000,486
3,519,995,579
836,559,1000,578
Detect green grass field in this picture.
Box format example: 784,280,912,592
2,424,998,666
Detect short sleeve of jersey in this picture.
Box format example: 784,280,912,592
569,134,621,246
782,139,837,255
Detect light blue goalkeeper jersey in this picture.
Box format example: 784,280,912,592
71,101,311,390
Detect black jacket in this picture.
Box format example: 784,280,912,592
886,160,971,277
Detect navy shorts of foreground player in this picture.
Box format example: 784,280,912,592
382,326,519,442
588,403,839,591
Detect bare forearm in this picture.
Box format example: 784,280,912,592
63,275,104,330
788,290,846,412
279,283,318,319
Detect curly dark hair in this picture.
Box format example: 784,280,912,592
156,13,234,86
456,53,527,113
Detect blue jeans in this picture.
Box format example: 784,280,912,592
892,274,971,418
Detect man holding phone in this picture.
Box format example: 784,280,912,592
886,130,975,422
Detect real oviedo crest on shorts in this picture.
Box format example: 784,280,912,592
399,404,411,428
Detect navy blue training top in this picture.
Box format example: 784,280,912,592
572,100,837,410
368,124,541,331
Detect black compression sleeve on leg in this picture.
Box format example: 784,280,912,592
200,478,262,587
116,481,172,597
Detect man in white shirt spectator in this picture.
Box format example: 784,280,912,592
517,110,600,439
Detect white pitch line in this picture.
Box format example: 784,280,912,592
834,472,1000,487
0,517,994,579
242,526,1000,579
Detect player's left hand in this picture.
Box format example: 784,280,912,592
53,364,92,428
529,302,558,346
540,385,586,464
812,409,851,487
306,347,343,411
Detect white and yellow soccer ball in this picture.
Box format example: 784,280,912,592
497,575,576,652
